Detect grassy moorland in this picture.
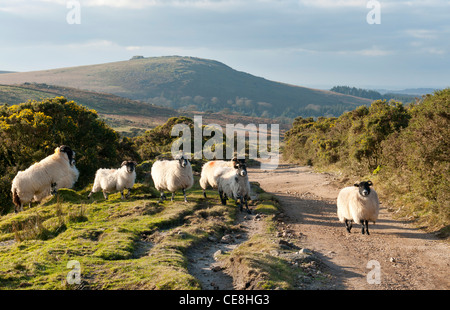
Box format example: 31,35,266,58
0,56,371,118
0,178,320,290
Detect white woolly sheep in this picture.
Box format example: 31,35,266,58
151,156,194,203
11,145,79,213
337,181,380,235
88,161,137,200
214,159,251,213
199,158,241,198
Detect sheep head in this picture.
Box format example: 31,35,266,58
121,161,137,173
233,158,247,177
354,181,373,197
56,145,76,166
178,156,189,168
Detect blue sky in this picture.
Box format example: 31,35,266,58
0,0,449,90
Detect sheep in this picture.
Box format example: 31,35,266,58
337,181,380,235
199,158,241,198
88,161,137,200
214,159,251,214
151,156,194,203
11,145,79,213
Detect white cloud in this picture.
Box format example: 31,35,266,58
423,48,445,55
125,46,142,51
405,29,439,40
355,48,393,56
298,0,366,8
80,0,249,9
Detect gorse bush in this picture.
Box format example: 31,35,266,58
380,89,449,233
284,89,449,235
284,99,410,172
0,97,139,214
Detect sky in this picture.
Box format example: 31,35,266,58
0,0,449,90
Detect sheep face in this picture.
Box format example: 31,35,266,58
178,156,189,168
354,181,373,197
121,161,137,173
59,145,76,166
233,159,247,177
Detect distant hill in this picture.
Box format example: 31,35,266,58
331,85,420,104
0,83,289,137
0,83,177,118
376,88,441,96
0,56,371,118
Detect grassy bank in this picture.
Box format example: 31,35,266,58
0,178,321,290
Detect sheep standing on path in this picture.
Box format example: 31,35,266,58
11,145,79,213
214,159,251,214
151,156,194,203
337,181,380,235
88,161,137,200
199,158,241,198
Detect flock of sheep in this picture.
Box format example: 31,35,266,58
10,145,380,235
10,146,252,214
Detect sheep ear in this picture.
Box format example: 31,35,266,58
354,183,360,187
367,181,373,186
231,157,237,162
121,161,127,166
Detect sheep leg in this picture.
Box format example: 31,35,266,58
171,192,175,202
51,182,58,195
15,203,23,213
121,191,125,200
183,189,188,203
203,189,207,199
219,190,227,205
103,191,108,200
158,192,166,203
236,195,243,212
243,196,251,214
88,191,93,199
344,219,352,233
361,220,370,235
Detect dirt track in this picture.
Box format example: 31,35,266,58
249,163,450,290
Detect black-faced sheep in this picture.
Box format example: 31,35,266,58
11,145,79,213
88,161,137,200
337,181,380,235
214,159,251,213
151,156,194,203
199,158,241,198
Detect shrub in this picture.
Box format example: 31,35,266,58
0,97,132,214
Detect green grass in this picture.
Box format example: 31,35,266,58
0,179,316,290
0,85,56,105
